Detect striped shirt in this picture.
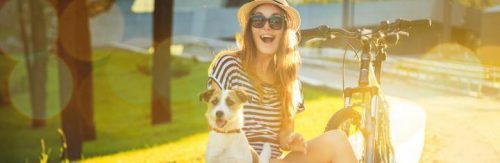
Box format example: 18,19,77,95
207,54,305,158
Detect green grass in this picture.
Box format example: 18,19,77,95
0,48,342,162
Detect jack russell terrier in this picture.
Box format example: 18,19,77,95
200,83,271,163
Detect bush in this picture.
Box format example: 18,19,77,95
171,57,195,78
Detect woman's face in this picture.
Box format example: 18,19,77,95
250,4,285,57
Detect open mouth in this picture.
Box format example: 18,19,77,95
215,119,227,128
260,34,275,44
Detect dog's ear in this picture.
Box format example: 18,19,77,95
233,88,248,103
208,79,221,92
199,88,215,103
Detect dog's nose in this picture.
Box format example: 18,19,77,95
216,111,224,118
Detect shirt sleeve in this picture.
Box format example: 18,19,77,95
207,55,241,90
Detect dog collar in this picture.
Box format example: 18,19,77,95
208,125,242,134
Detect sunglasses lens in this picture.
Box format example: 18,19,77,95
250,15,284,30
269,16,283,30
250,15,265,28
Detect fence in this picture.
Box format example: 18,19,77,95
300,47,500,98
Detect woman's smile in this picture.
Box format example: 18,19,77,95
260,34,276,43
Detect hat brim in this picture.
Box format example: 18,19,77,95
238,0,301,31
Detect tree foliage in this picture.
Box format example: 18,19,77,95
87,0,115,17
288,0,396,5
289,0,499,8
457,0,499,9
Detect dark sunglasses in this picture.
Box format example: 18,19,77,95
249,14,285,30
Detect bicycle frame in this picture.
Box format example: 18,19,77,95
343,33,387,163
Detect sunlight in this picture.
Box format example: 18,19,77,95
170,44,184,56
477,46,500,67
8,55,72,120
417,43,486,96
83,133,208,163
131,0,154,13
387,97,426,163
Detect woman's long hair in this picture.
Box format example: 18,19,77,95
236,11,301,130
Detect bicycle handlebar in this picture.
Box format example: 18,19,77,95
300,25,358,40
299,19,431,42
396,19,432,29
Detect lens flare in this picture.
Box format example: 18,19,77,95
8,55,73,119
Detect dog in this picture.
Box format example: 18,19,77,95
200,84,271,163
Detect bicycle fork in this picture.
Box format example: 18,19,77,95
343,86,380,163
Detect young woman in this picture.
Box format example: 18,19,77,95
207,0,357,162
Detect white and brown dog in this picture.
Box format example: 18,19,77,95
200,84,271,163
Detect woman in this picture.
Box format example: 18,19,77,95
207,0,357,162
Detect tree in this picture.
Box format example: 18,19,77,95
457,0,499,9
225,0,250,7
151,0,173,124
342,0,355,28
443,0,452,42
14,0,50,127
87,0,115,17
0,0,9,108
0,49,14,107
288,0,394,5
28,0,50,128
54,0,95,160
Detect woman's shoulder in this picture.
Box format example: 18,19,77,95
209,50,242,71
213,50,241,64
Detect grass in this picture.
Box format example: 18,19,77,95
83,85,343,163
0,47,343,162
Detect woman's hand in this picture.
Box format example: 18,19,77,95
287,132,307,154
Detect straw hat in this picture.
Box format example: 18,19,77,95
237,0,301,31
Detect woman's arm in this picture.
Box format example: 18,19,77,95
279,123,293,151
279,120,307,154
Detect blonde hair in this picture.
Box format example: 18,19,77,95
209,5,301,130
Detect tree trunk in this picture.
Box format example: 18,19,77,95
56,0,95,160
14,0,31,109
0,49,14,107
28,0,49,128
0,0,7,9
442,0,452,43
225,0,250,7
151,0,173,124
342,0,349,28
16,0,48,127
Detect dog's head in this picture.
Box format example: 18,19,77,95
199,85,248,129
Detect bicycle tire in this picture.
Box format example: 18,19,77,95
324,107,365,162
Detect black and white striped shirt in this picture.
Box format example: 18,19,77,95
207,54,305,158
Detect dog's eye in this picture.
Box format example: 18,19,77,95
211,99,218,105
226,99,234,106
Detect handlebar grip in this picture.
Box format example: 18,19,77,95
410,19,432,28
299,26,331,43
399,19,432,29
329,28,359,38
299,27,324,38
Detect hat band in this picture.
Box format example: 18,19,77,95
273,0,283,5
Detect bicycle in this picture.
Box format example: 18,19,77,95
300,19,432,163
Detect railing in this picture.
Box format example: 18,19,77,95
299,47,500,98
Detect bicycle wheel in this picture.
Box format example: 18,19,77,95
324,107,365,162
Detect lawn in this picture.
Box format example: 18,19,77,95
0,47,343,162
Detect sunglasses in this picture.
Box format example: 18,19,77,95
249,14,285,30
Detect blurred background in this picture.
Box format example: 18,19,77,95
0,0,499,162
